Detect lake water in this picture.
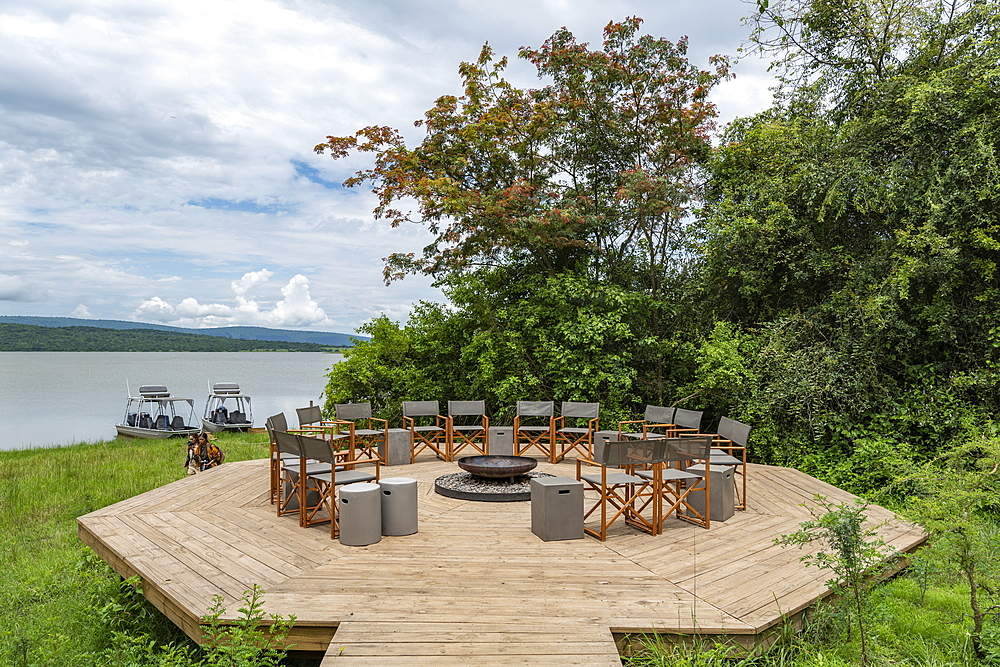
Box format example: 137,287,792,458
0,352,342,450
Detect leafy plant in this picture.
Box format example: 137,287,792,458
776,495,895,667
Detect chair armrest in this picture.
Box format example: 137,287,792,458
402,416,414,429
369,417,389,431
553,416,565,429
587,417,599,431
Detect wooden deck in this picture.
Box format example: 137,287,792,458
78,457,926,665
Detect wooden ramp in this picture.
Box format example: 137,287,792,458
78,457,927,665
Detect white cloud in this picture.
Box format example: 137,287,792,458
132,271,332,328
231,269,273,297
70,304,92,318
0,273,47,302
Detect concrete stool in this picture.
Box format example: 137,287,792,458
379,477,418,536
530,476,584,541
488,426,514,456
339,482,382,546
685,464,735,522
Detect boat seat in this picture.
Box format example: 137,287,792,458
138,413,152,429
154,415,170,430
171,416,186,430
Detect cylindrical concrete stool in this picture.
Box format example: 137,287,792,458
339,482,382,546
379,477,418,536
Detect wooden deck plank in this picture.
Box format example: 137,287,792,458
78,457,924,664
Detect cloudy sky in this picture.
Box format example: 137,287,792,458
0,0,774,334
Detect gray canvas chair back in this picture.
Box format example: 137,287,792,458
402,400,440,417
296,405,323,427
448,400,486,416
594,440,667,467
336,402,372,421
273,430,300,456
266,412,288,433
718,417,751,447
644,405,675,424
561,402,599,419
673,408,703,430
517,401,554,417
171,415,185,430
664,436,712,462
297,433,333,463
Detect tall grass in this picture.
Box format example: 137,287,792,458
626,577,993,667
0,432,269,666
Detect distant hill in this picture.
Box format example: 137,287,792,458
0,316,366,347
0,323,340,352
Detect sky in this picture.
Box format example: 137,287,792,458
0,0,774,334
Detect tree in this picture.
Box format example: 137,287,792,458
696,0,1000,473
315,17,730,292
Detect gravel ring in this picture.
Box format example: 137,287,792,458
434,471,556,502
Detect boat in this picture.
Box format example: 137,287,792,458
116,385,200,439
201,382,253,433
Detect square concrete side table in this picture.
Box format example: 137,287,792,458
530,476,584,541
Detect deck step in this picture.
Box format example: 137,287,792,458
322,619,621,666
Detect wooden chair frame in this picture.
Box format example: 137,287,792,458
617,405,676,440
554,401,599,462
274,430,317,518
514,401,555,462
446,400,489,459
297,433,380,537
403,401,448,463
683,417,750,511
333,402,387,467
266,413,290,505
575,440,662,541
669,408,703,437
638,437,712,533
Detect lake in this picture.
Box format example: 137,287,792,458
0,351,342,451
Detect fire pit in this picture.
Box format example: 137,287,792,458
434,455,551,502
457,455,537,479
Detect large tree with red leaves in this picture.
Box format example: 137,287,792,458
316,17,730,293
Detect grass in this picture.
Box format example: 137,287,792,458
0,431,270,666
624,573,996,667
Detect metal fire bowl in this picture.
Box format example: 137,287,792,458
457,455,538,478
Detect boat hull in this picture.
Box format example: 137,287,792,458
200,419,252,433
116,425,200,439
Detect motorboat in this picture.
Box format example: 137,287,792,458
201,382,253,433
117,385,200,439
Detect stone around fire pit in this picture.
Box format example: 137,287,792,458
434,471,556,502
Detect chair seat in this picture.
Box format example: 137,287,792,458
354,429,385,437
452,425,486,432
517,426,551,432
635,468,703,482
558,427,591,434
581,472,646,485
284,462,332,475
710,453,742,466
413,426,443,432
311,470,377,486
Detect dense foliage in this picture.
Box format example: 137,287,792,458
0,324,339,352
322,6,1000,486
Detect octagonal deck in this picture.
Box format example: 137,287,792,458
78,457,926,665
